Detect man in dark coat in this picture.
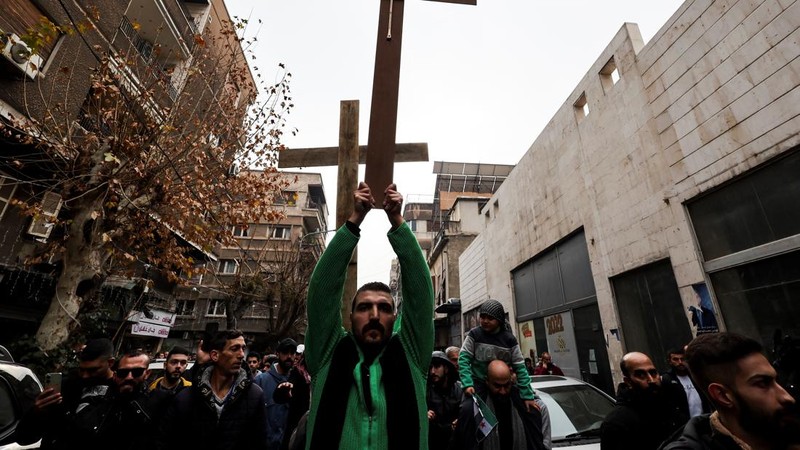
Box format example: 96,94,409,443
660,347,712,420
15,338,118,450
601,352,687,450
426,350,464,448
156,330,267,450
660,333,797,450
450,360,545,450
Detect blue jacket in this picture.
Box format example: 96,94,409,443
255,365,290,448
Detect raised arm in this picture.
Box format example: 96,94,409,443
385,184,434,371
305,183,374,375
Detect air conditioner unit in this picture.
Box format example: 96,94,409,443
0,33,44,80
228,161,240,177
27,191,62,239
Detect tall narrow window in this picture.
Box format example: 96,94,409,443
271,225,291,240
0,176,17,222
600,57,620,93
574,92,589,121
217,259,238,274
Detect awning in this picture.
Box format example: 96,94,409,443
435,298,461,314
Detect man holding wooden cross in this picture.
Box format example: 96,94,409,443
304,181,434,450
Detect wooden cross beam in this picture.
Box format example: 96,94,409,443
278,100,428,328
364,0,476,203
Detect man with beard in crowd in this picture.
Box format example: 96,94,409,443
304,182,434,449
451,360,545,450
255,338,297,449
107,350,156,447
533,352,565,376
273,345,312,450
661,333,797,450
156,330,267,450
426,350,464,448
601,352,686,450
149,346,192,392
15,338,118,450
661,347,711,420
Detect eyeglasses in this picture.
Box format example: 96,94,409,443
116,367,146,378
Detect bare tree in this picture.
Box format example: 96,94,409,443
0,9,293,351
214,228,319,342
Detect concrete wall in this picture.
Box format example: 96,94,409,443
468,0,800,384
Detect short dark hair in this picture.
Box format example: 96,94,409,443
686,332,763,393
117,349,150,368
167,346,191,360
667,347,686,359
207,330,244,352
350,281,393,311
79,338,114,362
247,351,261,360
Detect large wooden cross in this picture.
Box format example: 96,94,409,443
365,0,477,203
279,100,428,328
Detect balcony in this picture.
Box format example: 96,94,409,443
119,16,180,101
122,0,201,64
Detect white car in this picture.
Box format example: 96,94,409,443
532,375,616,449
0,348,42,449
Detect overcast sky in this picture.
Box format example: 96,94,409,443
226,0,686,284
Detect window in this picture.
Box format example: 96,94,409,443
224,73,243,109
263,271,278,283
244,302,269,318
512,231,596,319
27,191,62,239
206,299,226,317
687,150,800,347
0,176,17,222
271,226,291,240
217,259,238,274
574,92,589,121
175,300,195,316
274,191,297,206
232,225,249,238
600,57,620,93
180,263,205,284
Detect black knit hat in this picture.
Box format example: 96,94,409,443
479,299,505,323
277,338,298,353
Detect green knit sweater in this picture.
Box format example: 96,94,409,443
304,222,434,450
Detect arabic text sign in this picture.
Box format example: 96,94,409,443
131,309,176,327
131,322,170,338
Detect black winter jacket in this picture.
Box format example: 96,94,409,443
156,367,268,450
661,370,713,418
659,414,741,450
426,379,463,449
601,387,687,450
17,378,154,450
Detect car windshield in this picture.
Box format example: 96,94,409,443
535,384,615,440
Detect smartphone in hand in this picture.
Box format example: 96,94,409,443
44,372,63,394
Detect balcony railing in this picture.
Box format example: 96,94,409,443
119,16,180,101
163,0,199,52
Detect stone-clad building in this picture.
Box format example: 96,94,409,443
461,0,800,394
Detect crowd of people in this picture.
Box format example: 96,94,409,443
13,182,798,450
